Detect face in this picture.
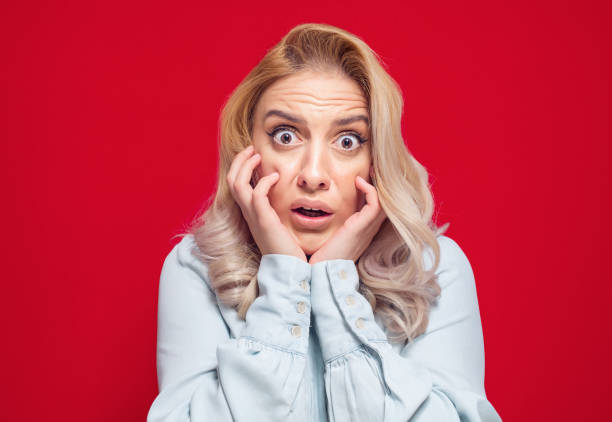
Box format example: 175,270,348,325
251,69,372,256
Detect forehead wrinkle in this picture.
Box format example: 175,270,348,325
264,105,369,126
266,96,368,114
265,91,367,106
259,78,370,130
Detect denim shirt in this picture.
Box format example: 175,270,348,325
147,234,502,421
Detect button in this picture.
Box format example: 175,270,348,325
339,270,347,280
291,325,302,337
345,295,356,305
297,301,307,313
355,318,365,329
300,279,309,291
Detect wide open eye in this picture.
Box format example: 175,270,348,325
268,127,300,146
335,132,367,151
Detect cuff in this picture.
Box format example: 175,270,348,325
241,254,312,354
311,259,388,362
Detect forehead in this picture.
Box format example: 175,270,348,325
256,70,369,117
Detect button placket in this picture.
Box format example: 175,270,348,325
292,271,309,342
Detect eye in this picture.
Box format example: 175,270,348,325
267,126,300,146
335,132,367,152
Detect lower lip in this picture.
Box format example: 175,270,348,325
290,210,333,229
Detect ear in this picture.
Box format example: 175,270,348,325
369,165,375,183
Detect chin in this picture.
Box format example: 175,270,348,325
301,245,319,256
296,234,327,256
297,240,319,256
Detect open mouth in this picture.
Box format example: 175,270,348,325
292,207,331,218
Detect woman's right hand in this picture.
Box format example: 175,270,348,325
227,145,307,262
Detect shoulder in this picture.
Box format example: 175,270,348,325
406,234,487,396
421,234,477,295
427,234,480,314
159,234,248,341
436,235,474,282
161,233,213,293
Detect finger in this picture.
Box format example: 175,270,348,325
252,172,280,218
357,176,387,228
227,145,254,186
355,176,380,218
234,153,261,203
226,145,254,187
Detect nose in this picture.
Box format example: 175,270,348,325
297,141,330,191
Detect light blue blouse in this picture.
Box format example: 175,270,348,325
147,234,502,421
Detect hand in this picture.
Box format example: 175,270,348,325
309,174,387,265
226,145,307,262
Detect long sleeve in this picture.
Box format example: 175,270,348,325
147,236,314,421
310,235,502,421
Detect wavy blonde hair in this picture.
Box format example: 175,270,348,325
181,23,449,344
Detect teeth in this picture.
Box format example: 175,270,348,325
302,207,320,211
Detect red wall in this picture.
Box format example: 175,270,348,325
2,0,609,420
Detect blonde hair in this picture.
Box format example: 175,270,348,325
181,23,449,344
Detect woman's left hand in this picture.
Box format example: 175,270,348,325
309,174,387,265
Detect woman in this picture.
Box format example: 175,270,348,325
147,23,502,421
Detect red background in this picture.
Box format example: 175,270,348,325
2,0,610,420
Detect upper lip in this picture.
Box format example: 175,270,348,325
290,198,334,214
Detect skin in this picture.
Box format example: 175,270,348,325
246,69,386,259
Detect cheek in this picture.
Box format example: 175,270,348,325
335,169,371,216
333,180,360,218
257,154,295,194
264,165,291,218
255,149,290,177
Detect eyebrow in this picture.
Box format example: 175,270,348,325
264,109,370,127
